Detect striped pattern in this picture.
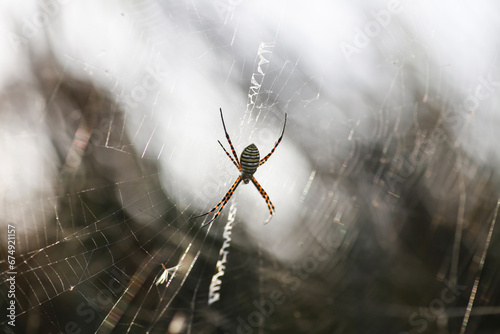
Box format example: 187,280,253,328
251,177,275,222
240,143,260,177
197,176,242,227
194,109,286,227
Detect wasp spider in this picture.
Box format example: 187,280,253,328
194,108,287,227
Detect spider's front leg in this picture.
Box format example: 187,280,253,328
219,108,240,166
194,176,242,227
251,177,275,224
259,113,287,167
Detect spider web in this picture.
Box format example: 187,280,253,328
1,1,500,333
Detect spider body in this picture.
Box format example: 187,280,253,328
194,108,287,227
240,143,260,183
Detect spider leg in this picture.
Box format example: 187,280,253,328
259,113,287,166
219,108,240,166
251,177,275,224
218,140,241,171
201,178,241,228
193,176,242,227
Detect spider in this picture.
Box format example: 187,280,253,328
194,108,287,227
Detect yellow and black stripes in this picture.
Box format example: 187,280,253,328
240,144,260,178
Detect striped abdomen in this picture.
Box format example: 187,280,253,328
240,143,260,182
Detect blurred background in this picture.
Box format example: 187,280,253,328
1,0,500,333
